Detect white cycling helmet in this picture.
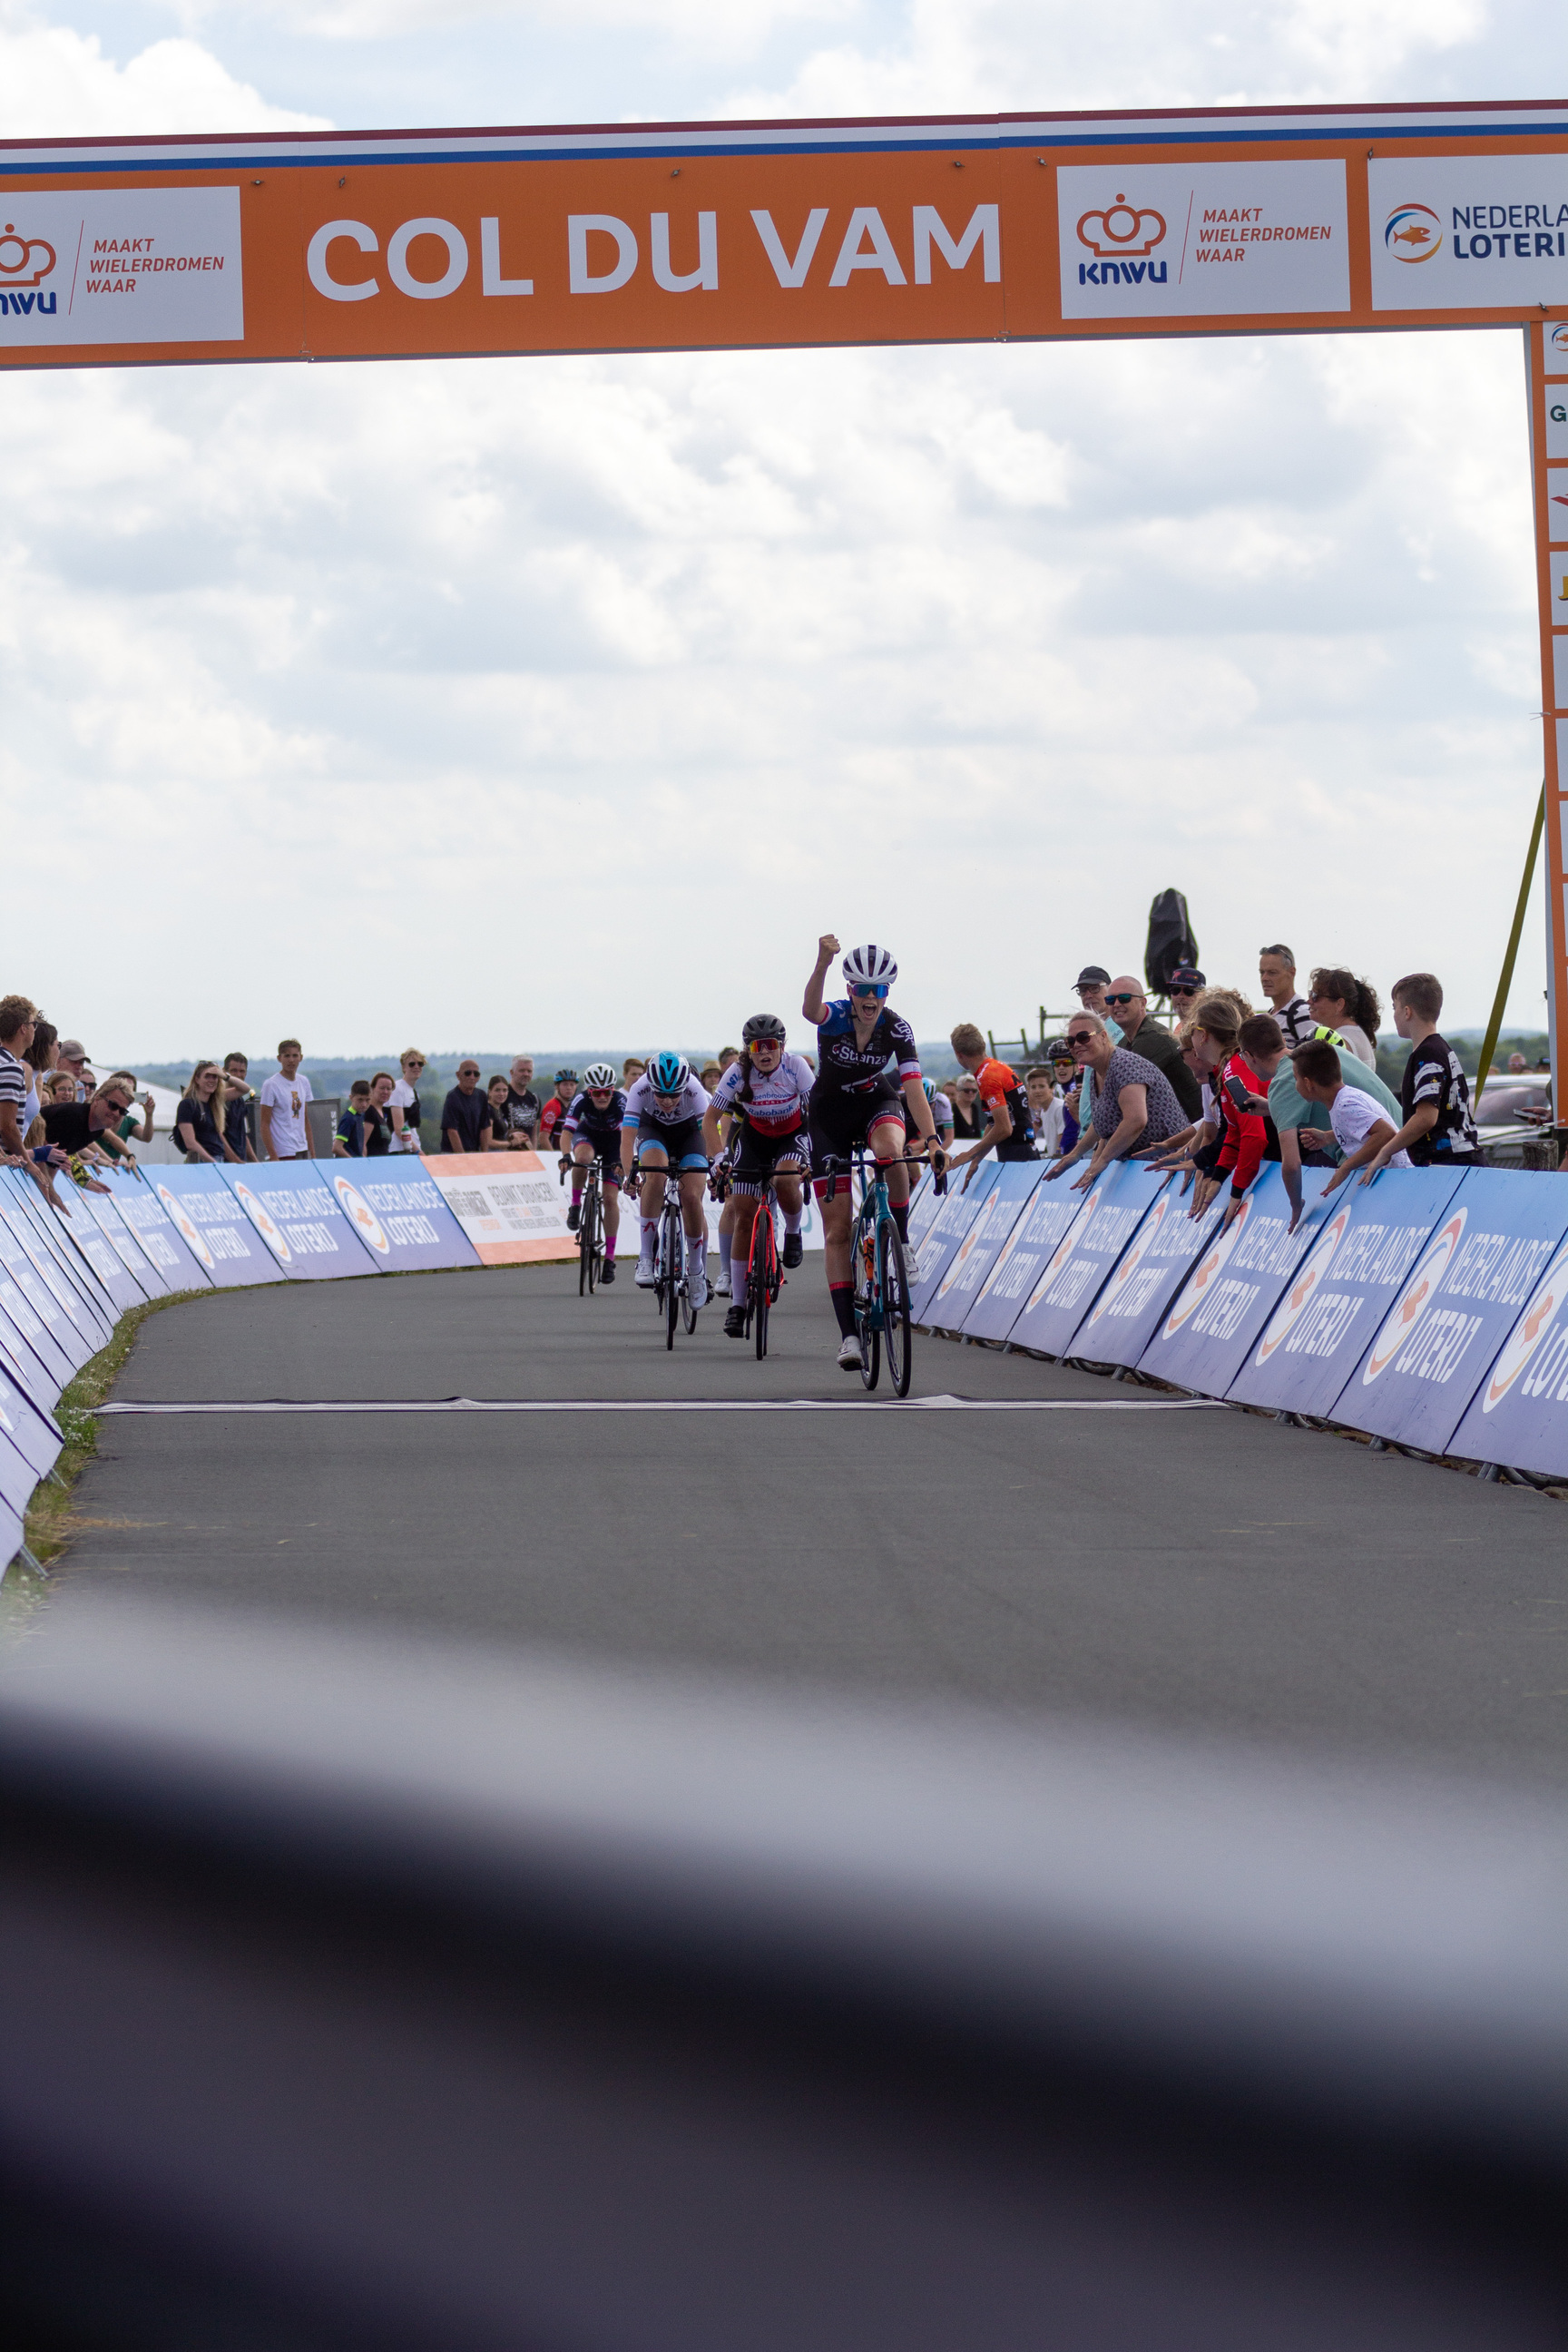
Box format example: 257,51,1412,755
583,1061,616,1090
842,943,897,988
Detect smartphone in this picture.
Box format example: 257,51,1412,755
1223,1074,1254,1110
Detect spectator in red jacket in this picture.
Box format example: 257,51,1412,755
1187,994,1274,1221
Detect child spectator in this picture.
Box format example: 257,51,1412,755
1045,1039,1080,1152
1024,1064,1063,1157
335,1080,375,1157
220,1054,254,1161
1366,972,1484,1174
1296,1041,1412,1200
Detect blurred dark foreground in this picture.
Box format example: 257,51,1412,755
1,1595,1565,2351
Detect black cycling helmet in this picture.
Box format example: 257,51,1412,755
741,1013,789,1045
554,1066,578,1087
1044,1037,1074,1063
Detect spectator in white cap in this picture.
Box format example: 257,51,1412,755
55,1038,92,1102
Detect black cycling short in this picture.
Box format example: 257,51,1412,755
567,1129,623,1188
632,1115,708,1172
809,1077,906,1191
731,1121,810,1196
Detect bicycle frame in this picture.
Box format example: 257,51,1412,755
823,1150,915,1396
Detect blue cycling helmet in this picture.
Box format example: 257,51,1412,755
649,1050,689,1095
921,1077,938,1103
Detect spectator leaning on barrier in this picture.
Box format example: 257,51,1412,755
1238,1014,1402,1233
21,1017,54,1132
443,1060,495,1155
1307,968,1379,1066
1046,1013,1185,1193
947,1023,1036,1184
1184,995,1278,1224
1294,1042,1413,1199
1364,973,1484,1176
1102,975,1203,1122
0,996,37,1162
1025,1065,1063,1157
1258,945,1314,1051
176,1062,240,1165
55,1036,91,1102
44,1073,141,1168
260,1041,313,1161
1072,968,1122,1135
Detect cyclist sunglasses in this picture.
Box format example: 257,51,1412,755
848,981,889,999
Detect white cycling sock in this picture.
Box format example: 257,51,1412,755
782,1202,802,1233
639,1218,658,1257
718,1230,732,1277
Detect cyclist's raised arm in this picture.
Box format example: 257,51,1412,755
803,932,838,1025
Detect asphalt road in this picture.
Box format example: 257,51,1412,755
36,1258,1568,1784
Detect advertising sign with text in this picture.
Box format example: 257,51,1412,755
214,1161,384,1281
958,1174,1087,1345
1063,1171,1230,1368
1006,1159,1167,1358
0,187,241,346
906,1159,1000,1322
1369,156,1568,313
1137,1165,1330,1394
921,1160,1044,1329
152,1164,289,1288
1057,161,1349,321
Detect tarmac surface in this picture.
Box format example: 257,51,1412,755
37,1257,1568,1786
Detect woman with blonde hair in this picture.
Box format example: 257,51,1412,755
175,1061,240,1165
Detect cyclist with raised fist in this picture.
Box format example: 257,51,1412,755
620,1050,713,1305
561,1062,626,1283
703,1013,814,1339
802,936,943,1370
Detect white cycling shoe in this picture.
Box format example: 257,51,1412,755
900,1240,923,1283
635,1259,657,1289
689,1262,708,1310
712,1271,732,1298
836,1334,863,1370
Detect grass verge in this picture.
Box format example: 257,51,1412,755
0,1287,212,1642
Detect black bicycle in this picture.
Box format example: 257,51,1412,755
823,1148,916,1396
647,1166,701,1348
561,1157,605,1296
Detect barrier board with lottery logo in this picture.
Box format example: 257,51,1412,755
1227,1167,1465,1419
1005,1158,1168,1359
921,1160,1044,1330
1061,1171,1231,1368
1449,1226,1568,1475
958,1174,1089,1345
152,1165,289,1288
1333,1168,1568,1455
216,1162,384,1281
330,1161,481,1271
905,1159,1000,1323
1137,1164,1330,1393
102,1164,218,1294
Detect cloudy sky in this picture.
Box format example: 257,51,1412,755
1,1,1563,1060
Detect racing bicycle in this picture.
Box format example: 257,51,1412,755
824,1148,921,1397
561,1157,606,1296
737,1171,786,1361
647,1165,701,1348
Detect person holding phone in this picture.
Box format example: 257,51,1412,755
1183,995,1278,1223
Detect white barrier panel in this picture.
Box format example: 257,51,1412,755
422,1152,578,1263
101,1166,218,1293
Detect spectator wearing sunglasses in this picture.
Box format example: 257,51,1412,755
1044,1014,1185,1193
1101,976,1202,1122
1168,964,1206,1022
388,1049,426,1153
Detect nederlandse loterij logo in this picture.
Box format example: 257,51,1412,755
1384,202,1443,262
332,1173,391,1256
1552,322,1568,359
155,1184,216,1273
1252,1204,1352,1364
1479,1239,1568,1413
1077,196,1167,260
232,1181,293,1266
1360,1207,1465,1385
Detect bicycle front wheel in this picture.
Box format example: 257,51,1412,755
880,1220,913,1398
579,1180,596,1295
664,1212,681,1348
752,1210,775,1360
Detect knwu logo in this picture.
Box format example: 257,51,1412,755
0,220,57,317
1076,194,1168,287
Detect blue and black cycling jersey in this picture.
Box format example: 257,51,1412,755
563,1088,627,1142
812,1000,921,1096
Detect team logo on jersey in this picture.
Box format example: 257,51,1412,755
1086,1195,1168,1329
1161,1191,1251,1338
333,1173,391,1256
1253,1204,1352,1365
155,1183,216,1272
1384,202,1443,262
1360,1207,1466,1385
231,1181,293,1266
1479,1238,1568,1412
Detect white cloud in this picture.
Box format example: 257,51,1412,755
0,5,327,134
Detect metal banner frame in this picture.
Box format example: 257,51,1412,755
2,98,1565,1083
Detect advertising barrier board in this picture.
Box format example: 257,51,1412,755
0,1310,60,1417
906,1161,1000,1323
214,1161,383,1281
47,1194,148,1316
102,1167,218,1294
0,1193,98,1380
921,1161,1044,1331
1137,1165,1331,1394
1329,1168,1568,1456
71,1186,172,1299
1448,1213,1568,1475
11,1183,118,1348
0,1367,62,1482
1063,1173,1231,1368
322,1161,482,1273
958,1176,1089,1346
906,1167,945,1253
422,1152,579,1264
1227,1168,1466,1420
1006,1160,1168,1359
148,1165,289,1289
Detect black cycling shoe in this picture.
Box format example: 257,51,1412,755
782,1232,804,1268
599,1259,616,1283
723,1304,748,1338
565,1201,582,1230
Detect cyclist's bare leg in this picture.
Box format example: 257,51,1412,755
730,1191,760,1268
820,1186,854,1286
635,1150,668,1273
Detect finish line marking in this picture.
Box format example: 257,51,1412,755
99,1395,1224,1417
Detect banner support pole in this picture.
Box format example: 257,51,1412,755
1475,782,1544,1105
1525,320,1568,1129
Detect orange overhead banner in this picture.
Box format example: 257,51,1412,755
3,101,1568,369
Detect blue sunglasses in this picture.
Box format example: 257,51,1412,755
849,981,889,999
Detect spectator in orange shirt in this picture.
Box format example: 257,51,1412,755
946,1023,1035,1188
